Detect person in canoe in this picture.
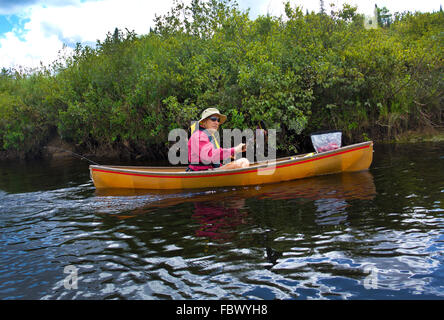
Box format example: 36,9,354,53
187,108,249,171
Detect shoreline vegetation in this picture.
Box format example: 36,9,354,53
0,0,443,162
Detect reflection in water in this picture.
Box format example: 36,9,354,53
95,171,376,233
94,171,376,201
254,171,375,201
314,198,348,225
192,199,248,241
94,171,377,274
1,142,443,299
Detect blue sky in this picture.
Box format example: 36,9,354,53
0,15,17,34
0,0,442,69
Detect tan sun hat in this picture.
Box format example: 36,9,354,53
198,108,227,125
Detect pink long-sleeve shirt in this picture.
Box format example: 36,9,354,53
188,127,235,171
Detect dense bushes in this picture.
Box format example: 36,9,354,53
0,0,443,159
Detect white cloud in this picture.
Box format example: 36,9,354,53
0,0,442,69
0,0,176,69
29,0,174,45
0,25,66,70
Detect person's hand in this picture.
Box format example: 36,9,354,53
234,143,246,154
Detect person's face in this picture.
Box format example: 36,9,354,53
202,115,220,132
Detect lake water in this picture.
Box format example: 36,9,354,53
0,142,443,300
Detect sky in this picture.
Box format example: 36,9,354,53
0,0,442,69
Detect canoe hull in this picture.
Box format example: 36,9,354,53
90,141,373,190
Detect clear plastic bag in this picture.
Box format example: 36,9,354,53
311,131,342,153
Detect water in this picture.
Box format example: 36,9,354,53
0,142,443,300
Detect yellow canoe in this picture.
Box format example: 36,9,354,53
90,141,373,190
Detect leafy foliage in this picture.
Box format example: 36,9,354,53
0,1,442,158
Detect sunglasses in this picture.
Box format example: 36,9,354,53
209,116,220,123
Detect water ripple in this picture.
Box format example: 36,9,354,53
1,144,444,299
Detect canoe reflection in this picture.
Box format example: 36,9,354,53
252,170,375,201
95,171,375,237
95,171,375,201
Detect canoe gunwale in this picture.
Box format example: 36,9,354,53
89,141,373,178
